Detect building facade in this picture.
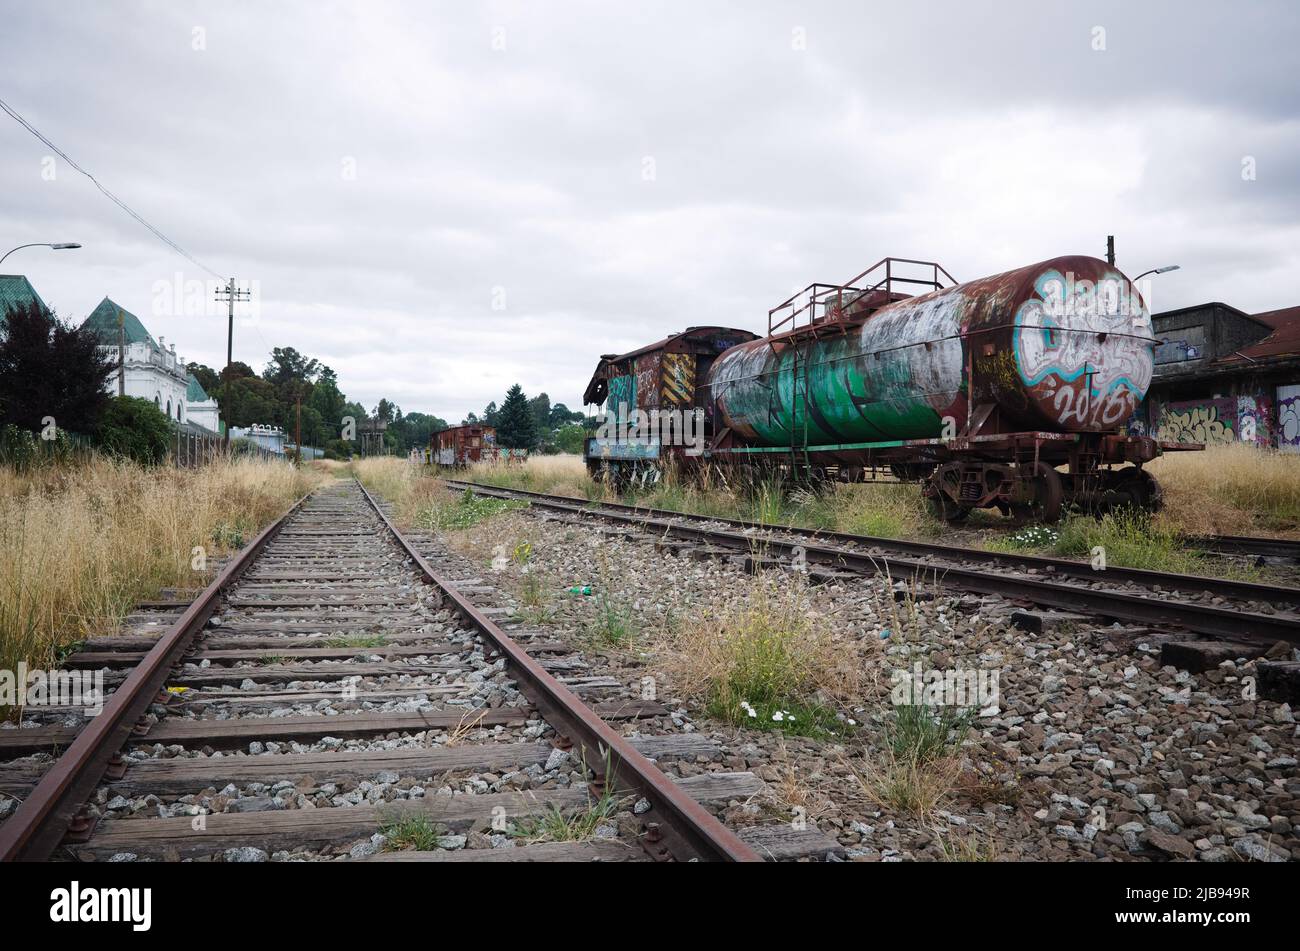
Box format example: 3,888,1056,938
1128,302,1300,452
80,297,222,434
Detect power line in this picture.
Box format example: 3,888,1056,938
0,95,226,281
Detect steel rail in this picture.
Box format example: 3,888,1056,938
355,480,762,863
445,481,1300,611
445,481,1300,645
1190,534,1300,561
0,491,311,862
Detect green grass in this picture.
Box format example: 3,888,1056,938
707,695,844,736
985,524,1061,553
882,702,975,764
511,785,621,844
379,814,445,851
586,587,637,647
511,571,557,626
985,511,1261,580
414,488,527,531
210,520,249,549
675,582,857,737
1051,510,1197,572
323,634,388,648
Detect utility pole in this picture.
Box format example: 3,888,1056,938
1106,235,1115,266
213,278,251,450
295,394,302,465
117,307,125,396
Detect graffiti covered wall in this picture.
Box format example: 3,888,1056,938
1279,384,1300,453
1156,397,1238,445
1155,393,1277,446
1235,394,1274,446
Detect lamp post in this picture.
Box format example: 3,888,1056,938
0,242,81,266
1133,265,1180,281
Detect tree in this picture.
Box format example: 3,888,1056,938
186,362,220,394
307,371,346,437
263,347,320,388
528,392,552,436
496,384,538,450
94,396,173,464
555,423,587,454
549,402,583,428
0,300,114,434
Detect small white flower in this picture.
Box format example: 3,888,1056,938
772,711,785,722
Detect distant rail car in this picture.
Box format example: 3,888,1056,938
433,424,496,467
581,254,1201,522
431,424,526,467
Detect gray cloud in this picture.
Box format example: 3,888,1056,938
3,0,1297,421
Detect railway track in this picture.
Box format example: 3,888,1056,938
443,480,1300,647
1189,533,1300,561
0,480,842,863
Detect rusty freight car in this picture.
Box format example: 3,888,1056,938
433,424,498,467
582,255,1199,522
582,325,759,487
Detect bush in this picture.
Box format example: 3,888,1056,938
94,396,173,464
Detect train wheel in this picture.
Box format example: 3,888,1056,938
1010,463,1064,525
924,467,970,524
926,493,971,524
1112,467,1163,514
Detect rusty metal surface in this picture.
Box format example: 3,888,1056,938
434,424,496,466
709,255,1156,448
445,481,1300,640
0,493,309,862
356,480,762,863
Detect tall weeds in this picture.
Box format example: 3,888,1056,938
0,457,320,678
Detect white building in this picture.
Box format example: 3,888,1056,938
81,297,221,434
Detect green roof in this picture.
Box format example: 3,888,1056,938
186,372,209,402
81,297,157,349
0,274,48,323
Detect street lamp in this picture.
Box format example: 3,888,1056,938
0,242,82,266
1133,265,1180,281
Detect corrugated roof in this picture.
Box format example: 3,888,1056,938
1218,305,1300,364
81,297,157,349
0,274,48,320
186,372,209,402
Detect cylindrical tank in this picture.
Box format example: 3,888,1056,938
708,255,1154,446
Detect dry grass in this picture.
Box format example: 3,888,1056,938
470,454,600,498
657,574,865,734
350,457,445,524
1148,443,1300,535
0,457,323,686
852,748,964,820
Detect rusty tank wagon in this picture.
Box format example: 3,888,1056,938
583,255,1197,522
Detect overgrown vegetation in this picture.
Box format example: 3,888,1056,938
853,701,973,818
469,454,939,539
511,784,622,844
379,814,444,851
94,396,175,464
1147,443,1300,534
414,489,527,531
0,457,321,706
660,576,860,736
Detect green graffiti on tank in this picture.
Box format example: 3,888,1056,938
728,340,944,447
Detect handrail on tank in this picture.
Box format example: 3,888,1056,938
768,256,957,337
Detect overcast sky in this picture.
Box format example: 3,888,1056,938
3,1,1297,422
